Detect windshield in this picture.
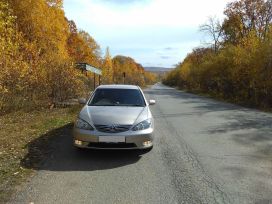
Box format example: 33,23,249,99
89,88,146,107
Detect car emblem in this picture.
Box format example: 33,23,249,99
110,125,116,131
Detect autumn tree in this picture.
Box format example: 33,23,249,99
222,0,272,43
102,47,114,84
0,0,156,113
0,0,85,111
8,0,69,59
79,31,101,67
46,0,63,8
164,0,272,108
0,1,41,111
67,22,101,67
112,55,154,86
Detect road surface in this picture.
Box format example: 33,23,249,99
11,83,272,204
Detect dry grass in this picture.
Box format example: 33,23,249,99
0,105,81,202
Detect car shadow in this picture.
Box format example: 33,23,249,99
21,123,142,172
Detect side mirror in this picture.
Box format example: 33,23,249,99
149,99,156,105
78,98,87,105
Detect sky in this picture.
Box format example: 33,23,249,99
63,0,233,68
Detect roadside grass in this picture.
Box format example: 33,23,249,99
0,106,81,202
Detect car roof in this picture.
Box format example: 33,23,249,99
96,84,139,90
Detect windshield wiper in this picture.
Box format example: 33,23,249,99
90,104,144,107
89,104,117,106
127,104,143,107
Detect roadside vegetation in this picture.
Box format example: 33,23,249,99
0,105,81,202
163,0,272,108
0,0,157,201
0,0,157,115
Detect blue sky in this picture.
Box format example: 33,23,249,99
63,0,232,68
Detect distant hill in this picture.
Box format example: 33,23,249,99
144,67,174,73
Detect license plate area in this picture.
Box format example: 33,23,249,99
99,136,125,143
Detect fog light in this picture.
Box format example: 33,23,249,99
143,141,152,146
75,140,82,145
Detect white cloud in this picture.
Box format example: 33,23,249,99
64,0,232,67
65,0,228,27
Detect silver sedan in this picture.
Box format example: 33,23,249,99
73,85,155,152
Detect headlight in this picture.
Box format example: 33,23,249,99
132,119,152,131
75,118,94,130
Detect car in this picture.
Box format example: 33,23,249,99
73,84,155,152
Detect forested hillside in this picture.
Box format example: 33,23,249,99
0,0,156,114
163,0,272,108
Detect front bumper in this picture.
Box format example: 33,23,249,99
73,128,154,150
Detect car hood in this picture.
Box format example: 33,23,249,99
79,106,148,125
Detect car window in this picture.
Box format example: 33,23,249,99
89,88,146,107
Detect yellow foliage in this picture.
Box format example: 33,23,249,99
164,0,272,107
0,0,156,114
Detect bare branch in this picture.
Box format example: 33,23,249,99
200,16,223,52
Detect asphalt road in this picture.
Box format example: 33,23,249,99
11,83,272,204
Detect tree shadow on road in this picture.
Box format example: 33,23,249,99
207,111,272,158
146,87,272,156
145,88,241,113
21,123,142,172
146,85,272,201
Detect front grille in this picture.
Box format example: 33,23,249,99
88,142,136,148
95,124,132,133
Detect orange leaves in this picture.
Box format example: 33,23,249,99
111,56,152,86
101,47,114,84
0,0,155,114
223,0,272,43
0,1,83,113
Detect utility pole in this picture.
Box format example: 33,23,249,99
94,73,96,90
123,72,126,84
